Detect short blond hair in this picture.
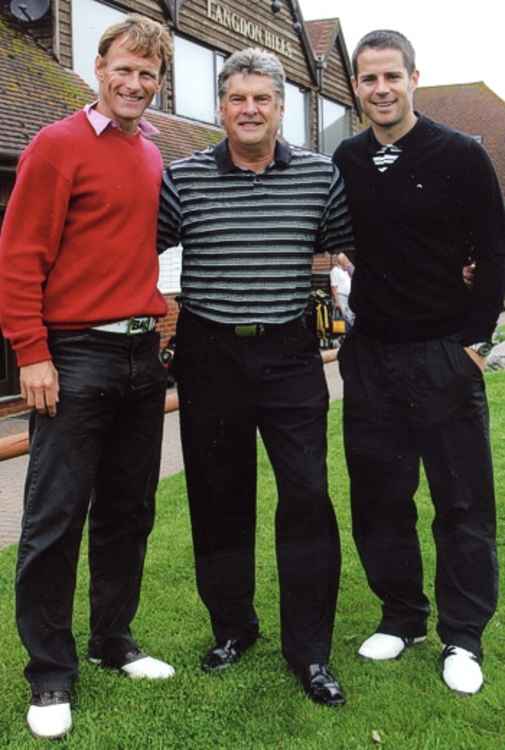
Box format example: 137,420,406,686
98,13,172,78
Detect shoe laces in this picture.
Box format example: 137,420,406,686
31,690,71,707
221,640,239,657
442,645,479,662
309,664,336,685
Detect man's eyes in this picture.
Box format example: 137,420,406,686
115,68,156,79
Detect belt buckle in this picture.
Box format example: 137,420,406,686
234,324,264,337
127,317,151,335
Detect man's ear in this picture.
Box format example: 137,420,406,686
410,69,420,92
95,55,104,82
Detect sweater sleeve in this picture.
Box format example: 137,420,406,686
157,167,182,254
316,162,354,255
459,140,505,344
0,144,72,366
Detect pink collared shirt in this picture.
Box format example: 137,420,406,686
84,102,159,137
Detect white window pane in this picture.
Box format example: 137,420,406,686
174,37,216,123
319,98,350,155
215,54,224,100
72,0,125,92
283,82,308,148
158,246,183,294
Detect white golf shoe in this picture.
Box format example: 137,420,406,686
442,645,483,695
27,690,72,740
358,632,427,660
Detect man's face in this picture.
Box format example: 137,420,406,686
353,47,418,133
219,73,284,152
95,35,161,133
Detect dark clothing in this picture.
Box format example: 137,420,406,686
16,329,167,690
339,333,497,657
158,139,353,325
334,115,505,345
334,115,503,656
158,139,349,667
175,309,340,667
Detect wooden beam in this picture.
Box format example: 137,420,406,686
0,389,180,463
0,350,339,462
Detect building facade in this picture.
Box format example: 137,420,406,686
0,0,360,410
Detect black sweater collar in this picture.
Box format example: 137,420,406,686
367,112,429,154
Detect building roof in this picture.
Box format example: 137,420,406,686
305,18,339,59
415,81,504,115
149,113,223,164
415,81,505,195
0,15,222,166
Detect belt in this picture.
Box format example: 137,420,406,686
184,309,305,337
233,323,265,337
91,317,157,335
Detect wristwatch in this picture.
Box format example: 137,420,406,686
468,341,493,357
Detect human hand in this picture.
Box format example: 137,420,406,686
20,360,60,417
463,262,476,288
464,347,486,373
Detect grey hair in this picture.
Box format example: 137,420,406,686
352,30,416,77
218,47,286,101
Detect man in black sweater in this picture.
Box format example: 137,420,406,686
334,29,505,695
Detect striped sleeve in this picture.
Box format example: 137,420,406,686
157,167,182,254
317,164,354,253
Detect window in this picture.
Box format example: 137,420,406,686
283,82,309,148
174,36,224,124
72,0,161,108
319,97,351,155
158,247,183,294
72,0,125,91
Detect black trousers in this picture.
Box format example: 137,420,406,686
339,332,498,658
16,329,167,690
175,309,340,668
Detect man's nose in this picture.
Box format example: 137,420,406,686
242,96,258,114
125,71,142,89
375,76,390,95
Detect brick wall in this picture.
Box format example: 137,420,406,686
156,294,180,348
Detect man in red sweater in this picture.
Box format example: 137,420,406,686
0,15,173,740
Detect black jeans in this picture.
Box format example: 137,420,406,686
339,332,498,658
16,329,167,690
175,309,340,668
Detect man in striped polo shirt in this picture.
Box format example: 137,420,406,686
158,47,352,707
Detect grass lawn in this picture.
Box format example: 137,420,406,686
0,373,504,749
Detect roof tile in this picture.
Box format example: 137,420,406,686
0,16,223,165
305,19,339,59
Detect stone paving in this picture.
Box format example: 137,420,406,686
0,361,343,550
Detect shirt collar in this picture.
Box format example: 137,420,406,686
367,112,425,154
214,138,292,174
84,102,159,138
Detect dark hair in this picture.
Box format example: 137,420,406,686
352,29,416,77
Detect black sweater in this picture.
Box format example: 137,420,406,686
333,115,505,344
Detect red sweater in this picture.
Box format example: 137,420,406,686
0,110,167,366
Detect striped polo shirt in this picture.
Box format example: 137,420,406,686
157,139,353,325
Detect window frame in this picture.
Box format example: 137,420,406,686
318,95,351,155
282,81,310,149
173,34,225,126
71,0,163,110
